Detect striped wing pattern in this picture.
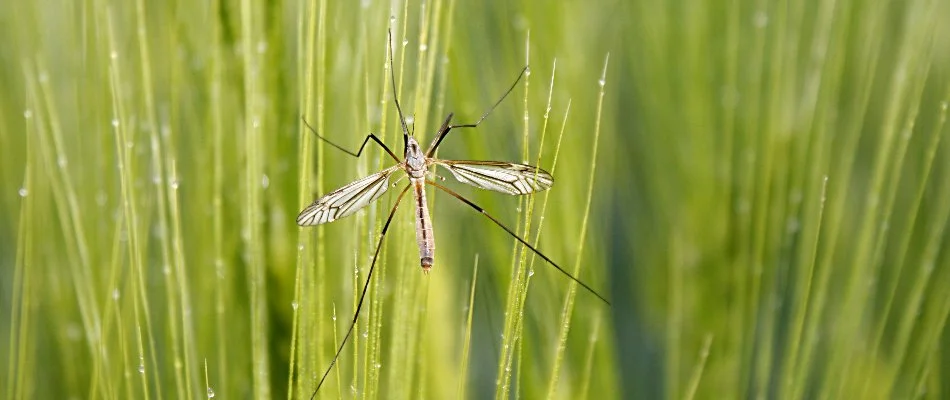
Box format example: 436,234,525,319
297,165,400,226
435,160,553,195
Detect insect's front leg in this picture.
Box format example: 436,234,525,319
426,168,448,182
422,162,447,182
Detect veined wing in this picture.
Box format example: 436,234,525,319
297,165,401,226
434,160,553,195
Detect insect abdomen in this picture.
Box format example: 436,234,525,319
412,179,435,271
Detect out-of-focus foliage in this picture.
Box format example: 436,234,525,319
1,0,949,398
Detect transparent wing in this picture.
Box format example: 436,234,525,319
434,160,553,195
297,165,401,226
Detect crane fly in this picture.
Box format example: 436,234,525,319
298,29,609,398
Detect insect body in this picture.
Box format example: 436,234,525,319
297,124,554,273
297,29,602,398
406,136,435,271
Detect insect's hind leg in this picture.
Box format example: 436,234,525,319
310,183,412,399
427,179,610,305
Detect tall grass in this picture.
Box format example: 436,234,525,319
2,0,950,399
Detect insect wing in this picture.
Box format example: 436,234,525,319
297,165,400,226
435,160,553,195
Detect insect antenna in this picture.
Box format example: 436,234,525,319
310,184,412,399
387,28,411,152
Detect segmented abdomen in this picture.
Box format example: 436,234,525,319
412,179,435,271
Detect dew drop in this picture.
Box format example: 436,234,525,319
786,218,801,233
112,288,120,300
332,314,337,321
528,269,534,277
292,301,299,310
720,86,740,108
598,79,606,87
256,40,268,54
405,115,415,124
298,244,305,251
736,199,751,214
112,118,120,127
375,363,381,369
252,117,261,128
23,110,32,119
789,190,802,205
66,324,81,341
402,39,409,46
419,43,428,52
18,188,28,197
753,11,768,28
111,51,118,59
163,265,171,275
941,101,948,112
58,156,68,168
137,357,145,373
170,180,180,190
261,174,270,189
207,387,215,398
515,207,522,212
362,331,368,338
390,15,396,23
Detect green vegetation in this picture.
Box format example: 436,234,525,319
2,0,949,398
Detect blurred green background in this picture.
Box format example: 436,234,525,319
3,0,950,398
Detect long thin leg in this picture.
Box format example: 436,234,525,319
425,66,529,157
301,116,400,162
387,28,411,151
427,180,610,305
310,184,412,399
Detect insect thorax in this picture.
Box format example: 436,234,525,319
405,136,427,178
